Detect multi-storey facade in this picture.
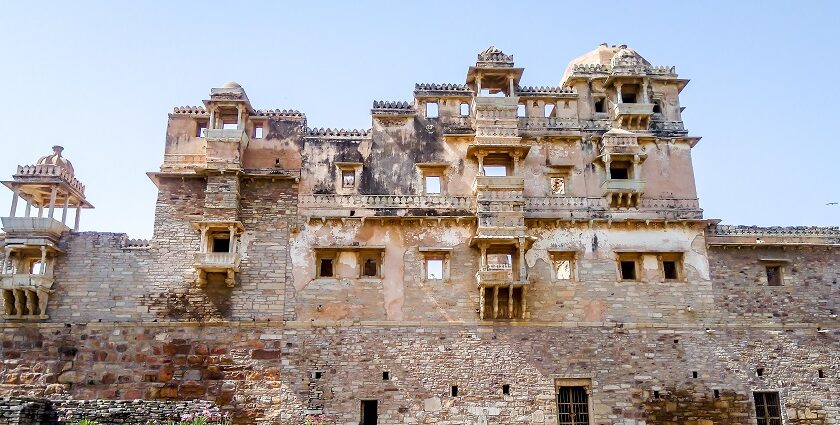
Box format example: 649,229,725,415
0,45,838,424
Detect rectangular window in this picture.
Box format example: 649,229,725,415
342,170,356,188
362,258,378,277
360,400,378,425
551,176,566,195
610,165,630,180
425,176,441,194
517,104,526,117
594,98,606,113
663,261,678,280
319,258,334,278
766,266,782,286
222,122,238,130
557,386,590,425
451,386,458,397
544,103,555,118
426,259,443,280
425,102,439,118
211,236,230,253
620,260,637,281
459,103,470,116
557,260,572,280
483,165,508,177
753,391,782,425
254,126,263,139
196,121,208,137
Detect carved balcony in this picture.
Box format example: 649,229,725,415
0,274,55,290
602,179,646,208
613,103,654,130
517,117,580,132
194,252,241,287
1,217,69,239
204,129,249,170
475,269,514,287
473,176,525,191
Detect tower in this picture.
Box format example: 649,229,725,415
0,146,92,319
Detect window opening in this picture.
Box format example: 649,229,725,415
196,121,208,137
222,122,238,130
517,104,526,117
714,389,720,399
360,400,378,425
610,165,630,180
663,261,678,280
426,259,443,280
211,236,230,253
451,386,458,397
557,260,572,280
594,98,606,113
502,384,510,395
30,261,45,275
382,371,390,380
425,102,439,118
342,170,356,188
480,88,505,97
319,258,334,278
753,391,782,425
757,367,764,377
557,386,590,425
766,266,782,286
620,261,636,280
818,369,824,378
544,104,555,118
652,101,662,114
483,165,508,177
459,103,470,116
254,126,263,139
425,176,441,194
551,176,566,195
692,371,698,379
363,259,378,277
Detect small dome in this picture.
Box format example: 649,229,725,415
36,145,74,176
221,81,242,89
562,44,651,83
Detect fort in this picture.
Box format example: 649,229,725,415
1,45,838,424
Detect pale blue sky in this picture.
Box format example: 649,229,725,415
1,1,837,238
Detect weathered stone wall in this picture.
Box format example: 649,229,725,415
708,245,840,323
1,322,837,424
0,396,223,425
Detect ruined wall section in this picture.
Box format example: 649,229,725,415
1,323,837,424
708,246,840,323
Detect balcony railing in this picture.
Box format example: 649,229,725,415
299,194,474,211
474,176,525,191
517,117,579,130
161,153,207,171
613,103,654,116
1,217,69,237
0,274,55,290
194,252,241,272
474,96,519,109
475,269,513,287
205,128,250,144
601,179,646,193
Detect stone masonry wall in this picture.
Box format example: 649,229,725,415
708,246,840,323
1,322,838,424
0,396,223,425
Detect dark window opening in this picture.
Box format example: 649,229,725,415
363,259,378,277
360,400,378,425
753,391,782,425
663,261,678,280
312,371,322,379
714,389,720,399
196,121,208,137
451,386,458,397
756,367,764,377
594,98,606,113
382,371,390,380
620,261,637,280
818,369,824,378
319,259,334,277
692,371,698,379
610,166,630,180
766,266,782,286
557,386,589,425
622,92,637,103
502,384,510,395
652,101,662,114
653,390,660,399
211,237,230,253
621,85,639,103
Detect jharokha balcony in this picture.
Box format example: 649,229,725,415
613,103,654,130
601,178,646,208
194,252,241,288
1,217,70,238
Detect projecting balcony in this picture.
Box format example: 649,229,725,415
204,128,250,144
473,176,525,191
1,217,69,238
474,96,519,109
0,274,55,290
602,179,646,208
613,103,654,130
475,269,514,287
204,129,249,170
194,252,241,273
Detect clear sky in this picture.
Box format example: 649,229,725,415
1,1,837,238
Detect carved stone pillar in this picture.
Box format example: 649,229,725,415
47,186,58,219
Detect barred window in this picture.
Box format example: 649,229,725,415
753,391,782,425
557,386,590,425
